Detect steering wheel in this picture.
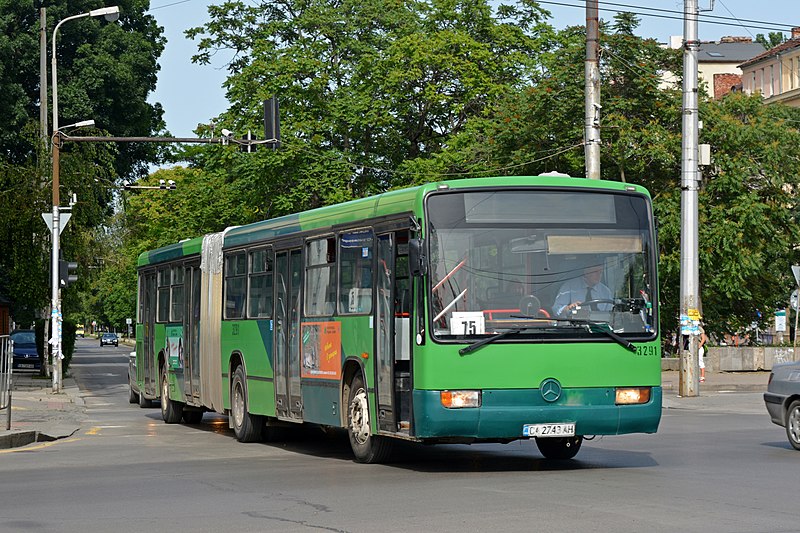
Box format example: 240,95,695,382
580,299,615,310
519,296,551,318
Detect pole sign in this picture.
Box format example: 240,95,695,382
776,309,787,332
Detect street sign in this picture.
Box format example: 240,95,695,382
41,212,71,235
793,265,800,286
792,290,799,310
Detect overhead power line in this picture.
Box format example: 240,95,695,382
536,0,797,34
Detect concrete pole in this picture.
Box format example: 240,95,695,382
679,0,700,397
584,0,601,179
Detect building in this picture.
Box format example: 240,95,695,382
664,36,765,99
739,28,800,107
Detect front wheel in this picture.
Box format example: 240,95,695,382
230,366,264,442
160,364,183,423
786,400,800,450
536,436,583,460
346,374,393,463
128,376,139,404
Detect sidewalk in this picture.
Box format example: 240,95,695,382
0,371,86,449
0,369,770,450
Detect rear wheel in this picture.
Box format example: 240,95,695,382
160,364,183,423
231,365,264,442
346,374,393,463
785,400,800,450
536,436,583,460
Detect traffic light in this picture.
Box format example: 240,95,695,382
59,259,78,287
263,97,280,149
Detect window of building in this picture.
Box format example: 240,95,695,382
339,229,374,315
248,248,273,318
305,237,336,316
224,251,247,319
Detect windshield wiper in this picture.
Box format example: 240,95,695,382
459,328,523,356
551,318,637,353
459,317,637,356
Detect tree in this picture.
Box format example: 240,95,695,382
0,0,167,326
185,0,554,214
755,32,785,50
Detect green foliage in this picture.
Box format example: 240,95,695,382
0,0,167,329
94,5,800,347
186,0,553,210
755,32,785,50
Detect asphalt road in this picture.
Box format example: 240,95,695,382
0,339,796,532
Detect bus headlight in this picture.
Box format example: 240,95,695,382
440,390,481,408
615,387,651,405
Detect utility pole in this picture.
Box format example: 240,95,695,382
584,0,601,179
39,8,48,145
40,7,52,378
679,0,700,397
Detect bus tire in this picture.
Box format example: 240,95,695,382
346,374,393,463
128,377,139,404
138,389,153,408
535,436,583,460
161,364,183,424
231,365,263,442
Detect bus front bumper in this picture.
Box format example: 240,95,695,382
412,387,662,441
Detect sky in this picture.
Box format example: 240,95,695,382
146,0,799,139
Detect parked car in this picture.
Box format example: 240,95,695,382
10,329,40,370
764,361,800,450
100,333,118,347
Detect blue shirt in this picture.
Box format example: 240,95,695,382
552,278,613,316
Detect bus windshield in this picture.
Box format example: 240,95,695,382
426,189,656,342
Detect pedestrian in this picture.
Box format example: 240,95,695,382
698,325,708,383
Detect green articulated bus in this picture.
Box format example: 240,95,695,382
132,175,662,463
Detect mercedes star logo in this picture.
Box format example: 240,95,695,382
540,378,562,402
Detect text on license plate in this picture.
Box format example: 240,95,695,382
18,364,34,369
522,423,575,438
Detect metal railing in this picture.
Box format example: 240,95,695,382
0,335,11,430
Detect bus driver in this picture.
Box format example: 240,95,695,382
552,264,613,317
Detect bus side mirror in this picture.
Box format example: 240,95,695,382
409,238,426,277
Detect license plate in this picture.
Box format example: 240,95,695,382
18,364,34,369
522,423,575,438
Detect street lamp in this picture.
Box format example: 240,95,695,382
50,6,119,393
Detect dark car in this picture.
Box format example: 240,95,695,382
100,333,118,347
764,361,800,450
10,329,40,370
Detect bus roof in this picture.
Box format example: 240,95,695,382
137,236,204,268
137,176,651,264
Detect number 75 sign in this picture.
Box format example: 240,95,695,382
450,312,486,335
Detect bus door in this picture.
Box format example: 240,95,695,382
375,230,411,433
274,247,304,421
142,270,157,398
183,261,202,403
